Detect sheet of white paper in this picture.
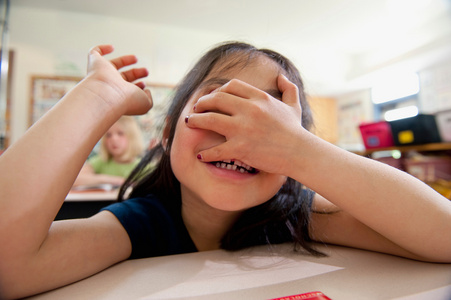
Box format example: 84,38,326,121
141,255,342,299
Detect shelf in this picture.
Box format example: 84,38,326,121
360,142,451,156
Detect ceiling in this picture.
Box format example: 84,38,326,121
10,0,451,95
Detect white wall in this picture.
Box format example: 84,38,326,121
7,5,451,147
8,6,232,143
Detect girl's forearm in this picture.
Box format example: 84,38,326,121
289,130,451,261
0,78,124,253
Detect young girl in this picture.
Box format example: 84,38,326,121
73,116,144,188
0,42,450,299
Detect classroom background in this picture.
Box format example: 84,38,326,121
1,0,451,198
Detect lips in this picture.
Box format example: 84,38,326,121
209,159,258,174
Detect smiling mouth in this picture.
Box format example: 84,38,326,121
209,159,259,174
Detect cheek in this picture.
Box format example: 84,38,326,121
170,121,198,171
172,120,197,152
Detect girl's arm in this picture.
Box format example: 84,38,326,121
308,193,444,261
0,45,152,299
186,75,451,263
297,134,451,262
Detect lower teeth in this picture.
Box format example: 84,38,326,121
215,162,248,173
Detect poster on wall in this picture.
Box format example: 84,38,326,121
419,61,451,113
136,83,175,148
337,100,364,146
335,90,374,151
29,75,82,126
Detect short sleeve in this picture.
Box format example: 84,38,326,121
101,196,197,259
87,155,103,173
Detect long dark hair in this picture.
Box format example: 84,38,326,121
119,41,323,256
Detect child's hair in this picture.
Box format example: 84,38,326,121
99,116,144,162
120,41,323,256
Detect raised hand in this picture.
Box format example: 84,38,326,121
85,45,153,116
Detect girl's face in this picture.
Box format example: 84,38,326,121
170,56,287,212
104,122,129,161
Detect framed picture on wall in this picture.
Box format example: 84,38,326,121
0,49,14,150
29,75,82,126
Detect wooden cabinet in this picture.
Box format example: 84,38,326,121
359,143,451,199
307,96,338,144
361,142,451,157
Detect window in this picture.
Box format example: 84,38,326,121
371,72,420,121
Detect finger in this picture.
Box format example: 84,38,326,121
277,74,299,106
196,142,233,163
89,44,114,57
121,67,149,83
216,79,262,100
144,89,153,109
87,45,114,70
185,112,232,137
194,92,242,115
135,81,146,89
110,54,139,70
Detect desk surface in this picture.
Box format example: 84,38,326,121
26,244,451,300
65,190,119,202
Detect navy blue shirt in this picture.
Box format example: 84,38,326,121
102,189,315,259
101,194,197,259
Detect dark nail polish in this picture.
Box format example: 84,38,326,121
197,154,202,160
185,116,189,123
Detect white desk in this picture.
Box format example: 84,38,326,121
65,190,119,202
26,244,451,300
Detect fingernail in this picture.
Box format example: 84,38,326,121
197,154,202,160
185,116,189,124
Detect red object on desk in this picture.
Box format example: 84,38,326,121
269,291,331,300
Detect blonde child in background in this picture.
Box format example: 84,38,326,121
73,116,144,187
0,42,450,299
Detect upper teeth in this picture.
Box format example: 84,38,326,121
213,159,256,173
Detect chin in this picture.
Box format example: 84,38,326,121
203,194,268,212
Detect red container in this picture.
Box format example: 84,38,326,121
359,121,395,149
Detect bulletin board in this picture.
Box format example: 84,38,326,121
29,75,82,126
